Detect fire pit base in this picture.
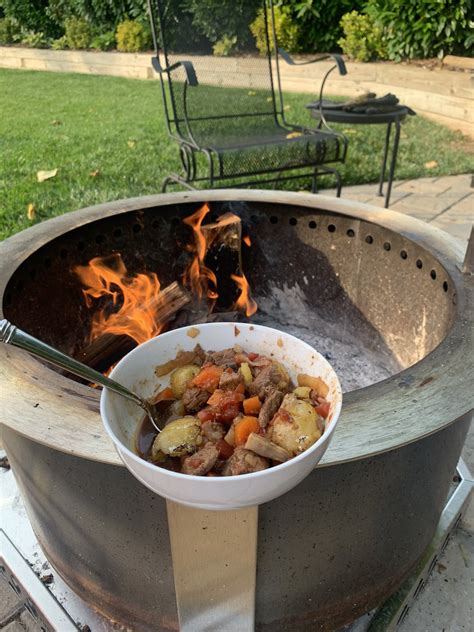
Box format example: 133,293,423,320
2,413,471,631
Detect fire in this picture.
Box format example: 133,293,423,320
243,235,252,247
231,273,258,317
182,204,218,300
74,254,165,344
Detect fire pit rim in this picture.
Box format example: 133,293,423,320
0,190,472,468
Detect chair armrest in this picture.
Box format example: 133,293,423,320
278,48,347,76
151,57,199,86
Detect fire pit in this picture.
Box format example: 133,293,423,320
0,190,472,630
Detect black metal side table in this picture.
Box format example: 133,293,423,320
308,105,413,208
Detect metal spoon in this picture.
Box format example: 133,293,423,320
0,319,164,432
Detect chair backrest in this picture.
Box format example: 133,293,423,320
148,0,286,147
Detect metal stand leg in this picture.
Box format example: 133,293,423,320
311,168,319,193
378,122,392,198
384,119,401,208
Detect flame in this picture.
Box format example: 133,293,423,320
182,203,218,300
74,254,165,344
231,273,258,316
243,235,251,247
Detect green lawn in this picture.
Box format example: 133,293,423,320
1,68,473,240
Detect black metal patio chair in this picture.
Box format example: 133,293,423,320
147,0,348,193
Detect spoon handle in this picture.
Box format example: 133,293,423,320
0,319,144,410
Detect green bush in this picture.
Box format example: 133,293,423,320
116,19,150,52
212,35,237,57
250,5,299,54
90,30,115,51
273,0,365,53
338,11,386,62
64,16,92,48
51,34,68,48
0,0,61,37
0,16,21,43
184,0,257,49
365,0,473,60
21,30,50,47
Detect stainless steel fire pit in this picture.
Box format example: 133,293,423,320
0,190,472,631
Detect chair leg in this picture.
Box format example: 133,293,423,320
384,120,401,208
311,169,319,193
378,122,392,197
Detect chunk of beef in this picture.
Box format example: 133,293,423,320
193,344,206,365
222,447,269,476
258,389,284,428
219,369,244,391
205,349,238,369
182,442,219,476
248,364,283,398
202,420,226,443
182,387,209,413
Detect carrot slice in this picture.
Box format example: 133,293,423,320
234,416,260,446
191,365,223,392
153,387,175,403
243,396,262,415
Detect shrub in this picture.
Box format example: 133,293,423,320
0,16,21,43
51,34,68,49
273,0,365,53
365,0,473,60
213,35,237,57
64,16,92,48
250,5,299,54
116,19,150,52
90,30,115,51
338,11,386,62
184,0,257,49
1,0,61,37
21,30,50,47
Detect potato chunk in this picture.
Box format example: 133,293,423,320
170,365,200,398
271,393,321,456
152,416,201,458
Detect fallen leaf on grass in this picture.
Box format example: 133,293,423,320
342,128,358,135
286,131,303,139
89,169,100,177
248,90,256,96
284,105,291,111
425,160,438,169
51,119,62,126
27,203,36,220
127,140,136,148
37,169,57,182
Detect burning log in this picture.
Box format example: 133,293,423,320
78,282,190,372
203,212,243,309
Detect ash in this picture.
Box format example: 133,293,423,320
253,283,398,393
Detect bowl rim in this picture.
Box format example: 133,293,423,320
100,322,343,482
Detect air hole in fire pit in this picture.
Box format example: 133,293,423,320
132,224,142,234
328,224,336,233
270,216,278,224
400,250,408,259
383,242,391,252
289,217,297,226
416,259,423,269
366,235,373,244
431,270,437,280
151,220,160,229
346,229,355,237
443,281,449,292
113,228,123,239
308,220,317,229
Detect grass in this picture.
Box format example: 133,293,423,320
1,68,473,240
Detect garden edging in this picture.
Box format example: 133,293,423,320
1,46,472,138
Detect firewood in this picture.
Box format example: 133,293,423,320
78,282,190,372
203,212,243,310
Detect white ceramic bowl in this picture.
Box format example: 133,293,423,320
100,323,342,511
